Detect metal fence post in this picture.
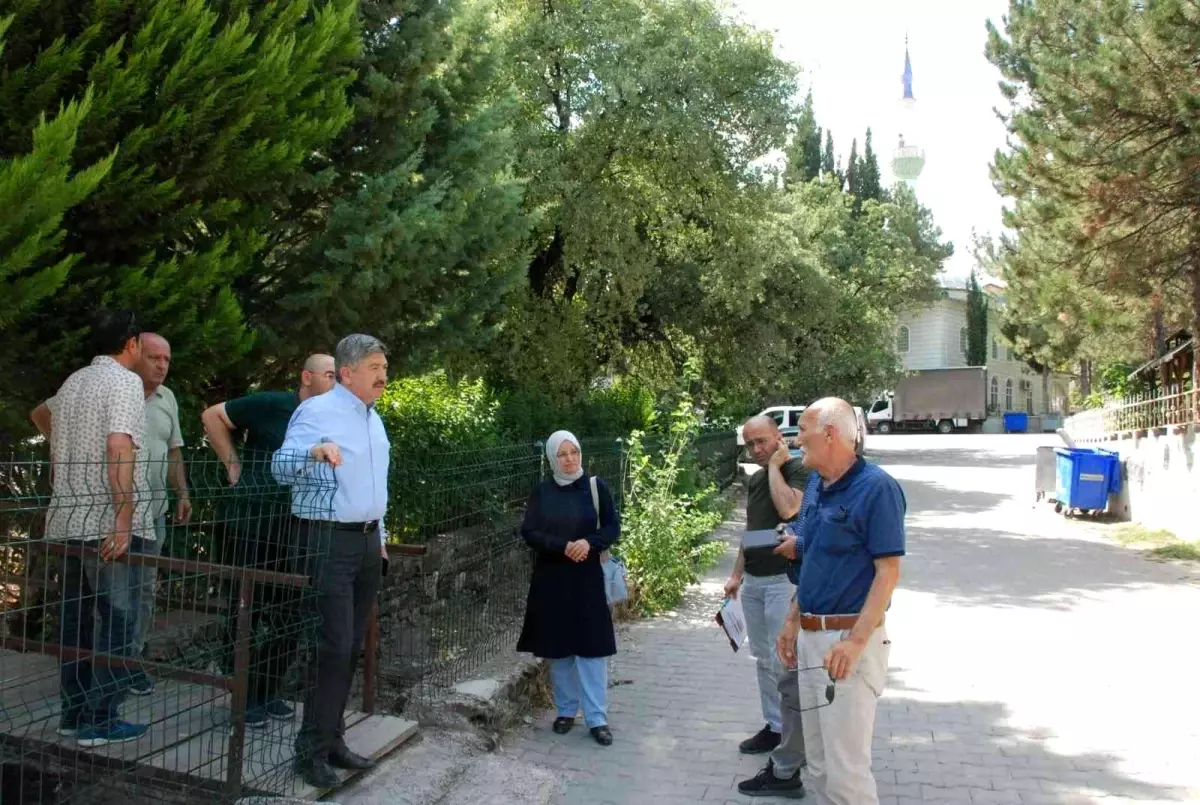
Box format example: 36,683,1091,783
363,601,379,714
225,575,255,798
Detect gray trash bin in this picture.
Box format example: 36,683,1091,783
1035,445,1058,502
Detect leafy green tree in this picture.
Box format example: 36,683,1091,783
483,0,798,404
0,0,359,423
821,129,836,178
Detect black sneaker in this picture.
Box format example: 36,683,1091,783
128,675,154,697
738,759,805,798
265,700,295,720
739,724,782,755
244,707,268,728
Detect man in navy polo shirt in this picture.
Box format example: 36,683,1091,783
776,397,904,805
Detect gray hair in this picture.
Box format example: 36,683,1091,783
808,397,857,447
335,334,387,376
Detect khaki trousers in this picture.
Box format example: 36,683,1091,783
797,625,890,805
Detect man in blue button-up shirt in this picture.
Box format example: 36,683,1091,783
272,334,390,788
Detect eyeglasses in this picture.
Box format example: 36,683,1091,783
783,665,837,715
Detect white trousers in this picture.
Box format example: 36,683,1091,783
797,625,890,805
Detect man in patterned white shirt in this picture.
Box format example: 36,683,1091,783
41,311,154,748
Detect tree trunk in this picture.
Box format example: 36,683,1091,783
1041,367,1051,415
1080,358,1092,399
1191,263,1200,423
1152,291,1168,392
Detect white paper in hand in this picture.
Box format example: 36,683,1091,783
716,595,748,652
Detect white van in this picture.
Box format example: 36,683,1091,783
737,405,867,458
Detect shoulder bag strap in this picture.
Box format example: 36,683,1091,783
590,475,600,530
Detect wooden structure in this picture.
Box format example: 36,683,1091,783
1129,329,1194,394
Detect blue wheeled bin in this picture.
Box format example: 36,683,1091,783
1053,447,1121,514
1003,412,1029,433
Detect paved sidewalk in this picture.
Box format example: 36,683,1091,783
507,436,1200,805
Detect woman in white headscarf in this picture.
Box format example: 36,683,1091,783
516,431,621,746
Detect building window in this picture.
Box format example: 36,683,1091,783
991,338,998,360
1006,344,1015,362
990,377,999,409
896,325,910,353
960,327,968,358
1005,378,1014,411
1026,387,1035,414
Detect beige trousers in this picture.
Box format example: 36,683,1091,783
796,625,890,805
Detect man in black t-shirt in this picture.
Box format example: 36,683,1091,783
199,354,335,726
726,415,809,797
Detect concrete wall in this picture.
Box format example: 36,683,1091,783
1080,424,1200,541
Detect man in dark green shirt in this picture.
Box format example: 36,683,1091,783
726,415,809,798
199,353,335,726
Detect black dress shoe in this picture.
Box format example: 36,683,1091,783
295,757,339,789
590,725,613,746
329,748,375,771
552,717,575,734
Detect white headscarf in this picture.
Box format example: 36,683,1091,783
546,430,585,486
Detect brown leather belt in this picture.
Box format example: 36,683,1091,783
800,613,882,632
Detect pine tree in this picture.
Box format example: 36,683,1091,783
0,0,359,425
988,0,1200,415
966,269,988,366
252,0,531,376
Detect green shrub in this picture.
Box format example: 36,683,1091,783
618,392,729,615
376,370,502,453
496,381,656,441
376,371,506,541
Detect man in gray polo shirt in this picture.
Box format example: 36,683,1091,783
128,333,190,694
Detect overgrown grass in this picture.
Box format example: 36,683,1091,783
1110,524,1200,561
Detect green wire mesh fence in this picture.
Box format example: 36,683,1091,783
1,431,740,803
1,449,335,804
376,433,739,702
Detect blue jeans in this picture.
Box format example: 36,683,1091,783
59,540,138,729
130,520,165,683
741,573,794,733
550,656,609,729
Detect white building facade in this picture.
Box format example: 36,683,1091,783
894,283,1071,415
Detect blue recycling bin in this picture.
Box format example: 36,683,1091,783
1054,447,1121,512
1003,412,1029,433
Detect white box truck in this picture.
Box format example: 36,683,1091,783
866,367,988,434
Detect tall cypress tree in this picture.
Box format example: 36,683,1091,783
845,137,860,207
821,129,836,178
783,89,822,186
0,0,359,427
966,269,989,366
0,16,115,335
859,128,883,203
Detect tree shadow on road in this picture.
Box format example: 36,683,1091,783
870,446,1040,469
901,521,1198,608
899,478,1015,516
873,687,1195,803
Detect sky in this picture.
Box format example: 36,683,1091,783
730,0,1014,280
